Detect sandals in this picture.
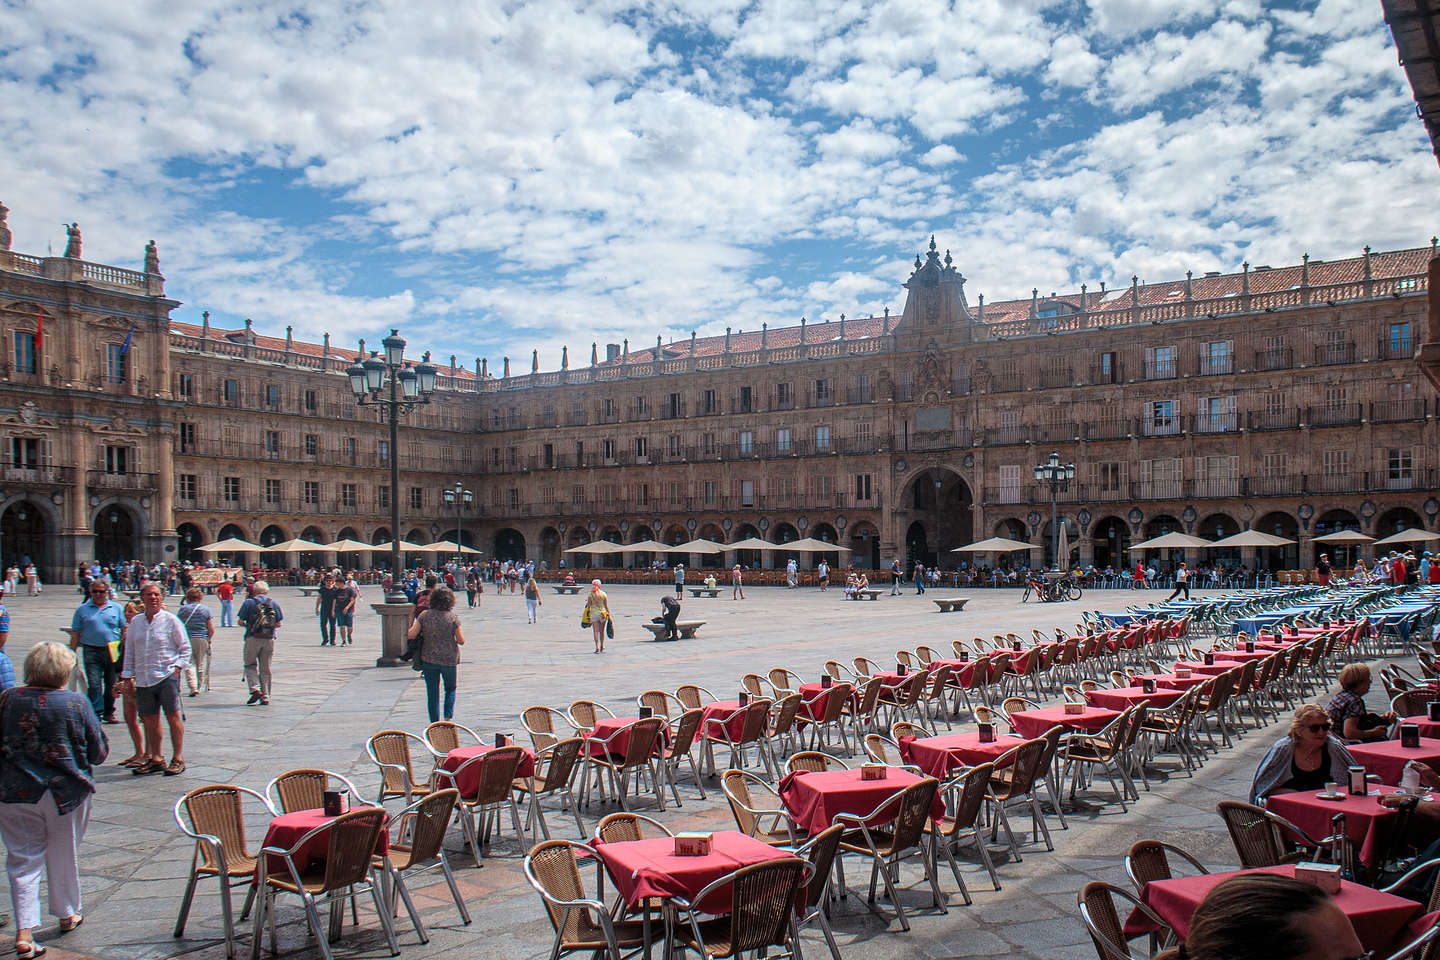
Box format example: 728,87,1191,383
118,756,145,769
131,759,163,776
59,916,82,933
162,759,186,776
16,940,45,958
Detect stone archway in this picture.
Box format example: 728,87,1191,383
94,503,141,567
565,527,592,568
1377,506,1425,538
1316,510,1363,568
1200,513,1240,566
299,525,327,570
493,528,527,563
904,521,928,571
1092,516,1129,570
1256,512,1300,571
2,500,52,578
539,527,561,569
848,520,880,570
176,523,205,563
897,467,974,566
259,524,289,569
772,522,800,565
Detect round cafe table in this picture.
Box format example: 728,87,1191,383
591,830,795,914
1134,672,1212,691
797,682,856,721
1266,785,1433,873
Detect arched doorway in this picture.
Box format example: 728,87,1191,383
1377,507,1425,539
1200,513,1240,568
849,521,880,570
539,527,561,569
695,523,724,568
3,501,51,577
1092,516,1129,570
493,528,526,563
905,522,928,571
732,524,762,568
1142,514,1184,568
259,525,288,569
94,505,139,567
565,528,592,568
335,527,364,572
1315,510,1362,568
596,527,624,569
772,522,800,567
1256,512,1300,571
902,468,974,566
629,526,656,567
300,525,327,570
810,522,842,568
217,523,250,569
992,518,1031,571
176,523,205,563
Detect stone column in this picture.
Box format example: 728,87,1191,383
371,600,412,667
1078,536,1094,568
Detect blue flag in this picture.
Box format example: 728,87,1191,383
119,326,134,355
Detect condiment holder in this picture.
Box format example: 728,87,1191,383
1175,667,1192,679
1348,765,1368,797
638,705,653,720
1430,701,1440,722
1294,862,1342,894
860,763,888,781
673,833,713,857
1064,702,1085,715
820,675,833,689
1141,678,1156,694
1203,652,1214,666
323,789,348,817
1401,724,1421,749
977,722,996,744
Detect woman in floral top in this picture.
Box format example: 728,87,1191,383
0,641,108,957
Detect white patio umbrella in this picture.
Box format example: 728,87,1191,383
1208,530,1296,548
370,540,431,553
728,537,779,550
196,537,262,552
951,536,1037,553
1127,532,1213,551
1374,528,1440,546
419,540,483,555
259,537,329,553
624,539,671,553
662,538,727,554
1312,530,1376,544
323,539,376,553
1056,522,1070,571
563,540,627,555
782,537,853,553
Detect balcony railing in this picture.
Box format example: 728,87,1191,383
87,470,159,493
1371,399,1427,422
1306,404,1363,427
1193,413,1239,434
0,465,75,486
1197,355,1233,376
1313,342,1356,366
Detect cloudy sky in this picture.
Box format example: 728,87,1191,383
1,0,1434,369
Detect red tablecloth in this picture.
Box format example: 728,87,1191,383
1171,661,1233,675
439,744,536,796
1212,649,1277,661
1009,705,1121,739
1266,786,1431,870
1399,716,1440,738
1128,865,1422,951
700,701,749,741
925,660,978,685
585,717,669,758
1346,738,1440,784
870,670,915,687
591,831,795,913
259,807,388,879
778,768,943,834
1135,673,1212,690
1084,686,1184,711
897,732,1023,778
797,683,856,721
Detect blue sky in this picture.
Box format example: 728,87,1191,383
1,0,1433,368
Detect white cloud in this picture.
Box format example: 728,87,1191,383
919,144,965,167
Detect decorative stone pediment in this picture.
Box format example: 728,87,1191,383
88,415,146,439
0,402,56,431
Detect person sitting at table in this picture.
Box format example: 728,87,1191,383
1327,664,1396,743
1249,704,1358,804
1182,873,1366,960
703,573,717,590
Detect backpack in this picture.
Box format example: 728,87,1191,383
249,597,278,639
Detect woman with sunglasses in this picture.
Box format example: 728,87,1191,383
1249,704,1358,804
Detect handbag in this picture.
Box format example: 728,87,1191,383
605,618,614,640
581,607,592,628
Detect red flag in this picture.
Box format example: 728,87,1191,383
34,306,42,354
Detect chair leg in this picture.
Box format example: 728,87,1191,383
367,873,401,957
387,866,428,943
438,850,471,924
460,804,483,869
174,863,201,938
971,824,1002,890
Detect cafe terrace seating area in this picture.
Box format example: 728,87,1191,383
167,584,1440,959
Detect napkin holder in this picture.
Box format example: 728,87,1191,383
977,722,996,744
957,651,969,662
1175,667,1192,679
1348,765,1368,797
323,789,347,818
1245,640,1255,653
1294,862,1342,895
1203,652,1214,666
638,706,653,720
1064,702,1085,715
1402,724,1421,749
673,833,713,857
1430,701,1440,722
738,691,749,706
860,764,888,781
821,675,833,689
1142,678,1156,694
1011,640,1023,651
897,663,907,676
494,733,510,748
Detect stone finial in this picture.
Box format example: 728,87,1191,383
358,337,366,356
144,240,160,275
590,342,598,365
1079,283,1088,313
1030,287,1038,318
532,349,538,373
883,306,889,317
63,222,81,259
914,254,922,270
929,235,937,253
323,332,330,354
724,327,731,352
285,325,293,350
449,354,457,375
1242,261,1250,294
1364,245,1373,279
1301,252,1310,287
245,317,253,332
0,199,10,251
475,357,482,378
1183,271,1192,300
689,331,696,354
656,334,663,358
977,293,985,321
799,316,806,342
561,346,569,369
201,310,211,337
839,314,846,337
944,249,952,268
761,322,767,348
481,357,487,377
503,356,510,378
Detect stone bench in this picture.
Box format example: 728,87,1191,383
845,589,882,601
553,585,581,594
641,620,705,640
688,588,721,598
299,587,320,598
932,598,972,613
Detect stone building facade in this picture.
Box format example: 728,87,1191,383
0,205,1434,583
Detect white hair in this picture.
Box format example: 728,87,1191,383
253,580,270,594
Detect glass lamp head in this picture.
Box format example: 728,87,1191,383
382,329,406,367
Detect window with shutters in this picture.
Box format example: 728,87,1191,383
265,384,279,408
305,434,318,457
856,420,872,445
1325,386,1347,410
997,465,1021,504
855,474,872,501
636,483,649,506
740,480,755,506
177,474,197,501
1197,396,1237,433
1203,340,1233,375
814,378,831,402
571,484,585,503
410,487,423,509
1140,458,1183,499
264,431,281,459
508,488,520,509
635,436,648,461
176,372,193,398
304,389,317,412
812,475,833,499
13,332,36,375
603,439,616,462
1145,345,1176,379
670,481,684,505
1262,453,1288,477
340,483,356,508
1388,448,1414,489
702,432,716,456
1146,400,1177,436
264,479,281,504
178,422,196,453
1093,462,1123,496
303,481,320,505
378,486,390,510
1196,455,1238,497
815,425,831,450
776,428,791,453
1323,449,1349,476
104,445,129,474
703,481,716,505
225,477,242,502
739,431,754,455
668,435,681,457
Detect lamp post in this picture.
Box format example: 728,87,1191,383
442,482,474,564
346,329,437,604
1033,451,1075,569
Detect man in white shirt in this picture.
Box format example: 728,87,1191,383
118,582,190,776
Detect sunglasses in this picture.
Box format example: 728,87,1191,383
1305,722,1332,733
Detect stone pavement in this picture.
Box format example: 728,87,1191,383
0,583,1394,959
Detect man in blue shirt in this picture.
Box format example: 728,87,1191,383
68,582,126,721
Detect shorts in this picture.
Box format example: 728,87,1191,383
135,674,182,717
335,611,354,627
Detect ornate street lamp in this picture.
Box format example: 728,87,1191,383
1033,451,1076,568
442,482,474,564
345,329,437,604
